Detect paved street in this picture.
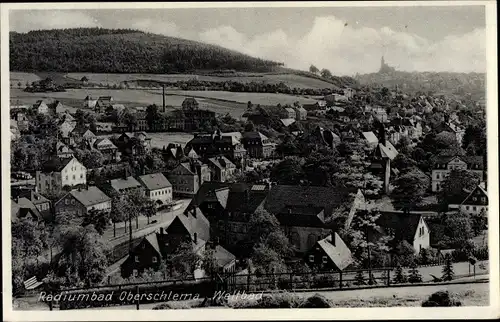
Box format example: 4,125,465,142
104,198,191,247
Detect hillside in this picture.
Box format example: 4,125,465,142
9,28,283,74
355,70,485,100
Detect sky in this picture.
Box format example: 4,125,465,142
9,5,487,76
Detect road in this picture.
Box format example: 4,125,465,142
103,198,191,247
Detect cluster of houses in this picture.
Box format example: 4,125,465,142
10,78,488,281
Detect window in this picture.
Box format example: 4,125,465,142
481,197,486,202
65,199,69,205
322,256,328,264
308,255,314,263
133,269,138,277
152,256,157,263
466,206,470,210
71,199,75,205
419,244,422,252
436,173,440,179
135,256,139,263
80,174,83,179
142,243,146,249
473,206,477,211
65,176,68,180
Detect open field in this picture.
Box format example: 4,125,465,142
98,132,194,150
11,84,314,118
64,72,336,89
10,71,337,90
164,90,317,105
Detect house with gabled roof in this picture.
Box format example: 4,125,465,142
15,189,52,221
136,173,172,205
12,198,42,222
305,233,354,271
95,96,113,113
448,185,488,215
207,156,236,182
54,186,111,218
241,131,276,159
351,210,430,254
36,157,87,194
33,100,49,114
107,175,144,196
431,155,484,192
166,161,210,197
187,182,365,254
55,141,74,159
120,206,234,278
84,95,97,109
92,138,120,163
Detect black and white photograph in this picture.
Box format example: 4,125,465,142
2,1,498,320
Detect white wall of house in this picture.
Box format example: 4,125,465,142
147,187,173,204
412,217,430,253
61,159,87,188
460,204,488,215
89,200,112,212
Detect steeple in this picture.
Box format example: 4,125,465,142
381,55,385,69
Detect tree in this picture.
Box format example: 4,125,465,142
419,248,430,265
354,270,366,285
82,209,110,235
146,104,161,130
441,254,454,281
320,69,332,78
393,265,407,284
200,247,218,277
443,211,473,244
392,169,430,209
309,65,319,74
435,131,460,150
247,208,281,244
270,157,305,185
471,209,488,236
12,218,47,259
54,225,110,287
251,243,286,275
439,169,480,205
392,154,417,173
110,195,128,237
244,121,255,132
407,263,423,283
344,210,393,269
167,241,201,278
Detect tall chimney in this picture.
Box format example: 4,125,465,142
193,232,197,244
160,227,164,235
162,85,166,113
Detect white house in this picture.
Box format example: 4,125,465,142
136,173,173,205
36,157,87,194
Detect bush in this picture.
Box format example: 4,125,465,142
251,292,303,308
299,294,332,308
311,274,337,288
422,291,462,307
407,264,423,283
393,266,407,284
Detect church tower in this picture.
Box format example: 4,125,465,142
381,56,385,69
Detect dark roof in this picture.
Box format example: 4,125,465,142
109,176,143,193
16,197,42,221
364,210,425,244
264,185,356,219
17,190,50,206
242,131,268,141
208,156,235,170
187,182,268,216
41,157,76,172
136,173,172,190
67,187,111,207
461,185,488,206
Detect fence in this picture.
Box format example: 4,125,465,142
227,268,393,293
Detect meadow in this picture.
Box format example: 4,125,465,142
63,72,335,89
98,132,194,150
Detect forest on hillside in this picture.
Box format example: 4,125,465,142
10,28,283,73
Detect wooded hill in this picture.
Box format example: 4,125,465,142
10,28,283,73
